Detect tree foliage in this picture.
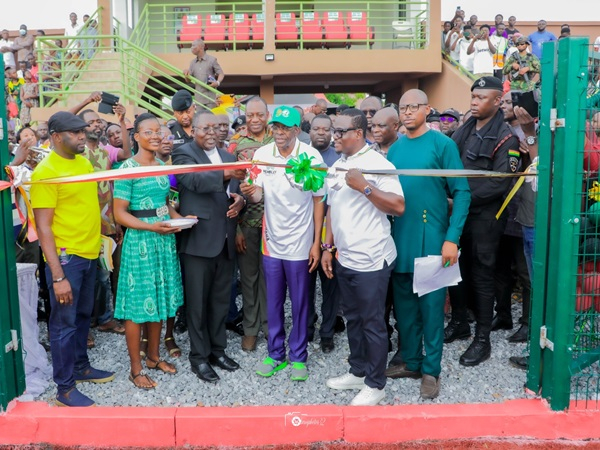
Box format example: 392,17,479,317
324,93,366,107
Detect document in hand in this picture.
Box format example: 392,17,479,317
413,254,462,297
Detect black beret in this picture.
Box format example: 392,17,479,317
232,115,246,130
471,76,504,92
48,111,89,134
171,90,193,112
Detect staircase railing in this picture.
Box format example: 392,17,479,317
36,29,223,118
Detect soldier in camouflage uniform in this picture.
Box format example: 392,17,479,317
503,36,541,92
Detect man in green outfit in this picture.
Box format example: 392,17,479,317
503,36,540,92
385,89,471,399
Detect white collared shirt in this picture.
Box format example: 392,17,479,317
254,139,325,261
327,145,403,272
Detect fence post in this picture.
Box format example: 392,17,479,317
526,39,558,394
543,37,589,411
0,59,26,411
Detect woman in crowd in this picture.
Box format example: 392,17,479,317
113,113,187,390
20,70,39,125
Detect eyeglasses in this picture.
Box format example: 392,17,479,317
517,43,528,46
138,130,167,138
361,109,378,117
439,116,457,123
332,127,358,137
271,123,295,132
398,103,427,114
195,125,220,134
162,134,175,141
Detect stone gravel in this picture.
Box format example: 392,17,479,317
36,290,530,407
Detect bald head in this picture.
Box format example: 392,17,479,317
399,89,428,105
371,107,400,149
315,99,328,114
372,107,399,123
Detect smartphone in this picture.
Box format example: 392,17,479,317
511,90,539,119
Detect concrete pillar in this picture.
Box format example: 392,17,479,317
260,77,275,104
98,0,113,49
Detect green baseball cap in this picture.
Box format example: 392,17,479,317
269,106,301,127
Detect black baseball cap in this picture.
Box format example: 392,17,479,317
232,115,246,131
471,76,504,92
440,108,461,121
48,111,89,134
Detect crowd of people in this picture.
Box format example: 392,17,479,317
5,10,599,410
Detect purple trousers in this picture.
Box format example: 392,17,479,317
262,255,311,363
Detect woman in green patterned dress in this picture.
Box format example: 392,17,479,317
113,113,188,390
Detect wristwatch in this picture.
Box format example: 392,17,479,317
526,135,537,146
363,184,373,196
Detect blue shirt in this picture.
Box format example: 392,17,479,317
528,30,557,58
319,145,340,168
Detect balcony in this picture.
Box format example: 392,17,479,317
131,0,441,96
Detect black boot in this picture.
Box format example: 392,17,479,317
507,324,528,343
459,332,491,367
491,314,513,331
444,320,471,343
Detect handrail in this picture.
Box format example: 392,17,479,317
36,33,224,119
442,51,477,82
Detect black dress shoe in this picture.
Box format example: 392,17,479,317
321,337,334,353
444,321,471,343
509,356,529,370
388,349,404,368
191,363,219,383
385,363,422,379
459,335,491,366
225,321,244,336
334,316,346,333
491,315,513,331
507,324,528,343
209,354,240,371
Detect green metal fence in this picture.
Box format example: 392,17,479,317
0,59,26,411
134,0,429,53
527,37,600,411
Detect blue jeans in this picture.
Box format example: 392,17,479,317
46,255,97,393
522,226,535,279
95,265,113,325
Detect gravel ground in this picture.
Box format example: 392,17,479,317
36,288,530,407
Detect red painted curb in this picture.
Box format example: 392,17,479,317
2,399,600,447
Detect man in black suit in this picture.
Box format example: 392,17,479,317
172,111,246,383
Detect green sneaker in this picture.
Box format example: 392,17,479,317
290,362,308,381
256,357,288,377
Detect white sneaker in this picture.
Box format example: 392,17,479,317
350,386,385,406
326,373,366,390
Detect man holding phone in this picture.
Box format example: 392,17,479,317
503,36,541,92
467,24,496,78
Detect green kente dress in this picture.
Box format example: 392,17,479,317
113,158,183,323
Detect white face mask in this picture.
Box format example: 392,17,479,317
19,29,26,36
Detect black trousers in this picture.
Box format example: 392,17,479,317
182,242,234,366
449,213,507,335
336,259,394,390
494,234,531,324
308,264,340,339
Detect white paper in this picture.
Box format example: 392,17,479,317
413,254,462,297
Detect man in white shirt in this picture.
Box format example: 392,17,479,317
0,29,15,68
454,25,474,73
244,106,325,383
322,109,405,406
65,12,82,38
468,24,496,78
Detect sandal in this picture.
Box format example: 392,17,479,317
140,338,148,359
146,357,177,375
97,319,125,334
129,370,156,390
164,337,181,358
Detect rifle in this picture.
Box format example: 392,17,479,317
510,51,530,83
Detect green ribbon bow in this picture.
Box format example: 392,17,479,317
285,152,327,192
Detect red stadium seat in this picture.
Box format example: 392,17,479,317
251,13,265,49
180,14,203,45
204,14,227,50
346,11,374,47
323,12,348,49
300,12,323,48
275,12,299,49
228,13,251,50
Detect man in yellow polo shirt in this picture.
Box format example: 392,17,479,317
31,111,115,407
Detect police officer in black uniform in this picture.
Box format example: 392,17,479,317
169,89,196,151
444,76,521,366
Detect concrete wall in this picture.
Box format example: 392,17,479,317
420,59,472,113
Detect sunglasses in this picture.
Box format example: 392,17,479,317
332,127,357,137
439,116,457,123
361,109,378,117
